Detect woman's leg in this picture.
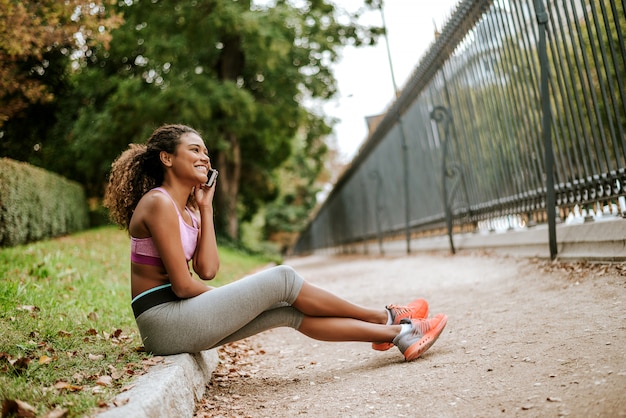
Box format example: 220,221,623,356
212,270,394,347
292,282,388,324
136,264,408,354
298,316,402,343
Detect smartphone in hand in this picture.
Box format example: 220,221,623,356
205,169,219,187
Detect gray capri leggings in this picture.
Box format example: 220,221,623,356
135,265,305,355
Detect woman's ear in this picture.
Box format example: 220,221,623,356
159,151,173,167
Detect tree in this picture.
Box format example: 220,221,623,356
263,110,344,253
68,0,382,239
0,0,122,127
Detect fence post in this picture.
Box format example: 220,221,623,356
378,1,411,254
369,170,385,255
535,0,557,260
431,105,456,254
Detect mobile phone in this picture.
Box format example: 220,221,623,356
205,169,219,187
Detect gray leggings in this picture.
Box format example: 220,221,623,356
135,265,305,355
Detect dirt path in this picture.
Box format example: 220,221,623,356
195,252,626,417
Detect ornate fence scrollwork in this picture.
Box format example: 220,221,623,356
430,105,469,254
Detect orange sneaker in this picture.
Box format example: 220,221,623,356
393,314,448,361
372,298,429,351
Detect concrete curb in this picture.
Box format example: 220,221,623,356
96,349,218,418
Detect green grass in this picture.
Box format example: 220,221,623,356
0,226,276,417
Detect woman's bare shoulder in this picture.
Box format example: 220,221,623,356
130,191,175,236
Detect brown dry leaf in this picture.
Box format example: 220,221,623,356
142,356,165,366
1,399,37,418
113,398,130,407
87,312,99,321
54,381,70,390
85,328,98,336
38,355,54,365
88,353,104,361
57,330,72,338
16,305,39,313
108,366,124,380
41,407,68,418
96,375,113,386
11,356,31,374
53,381,83,392
37,341,52,350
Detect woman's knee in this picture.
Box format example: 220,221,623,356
274,264,296,278
272,264,304,302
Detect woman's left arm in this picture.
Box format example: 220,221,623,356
192,184,220,280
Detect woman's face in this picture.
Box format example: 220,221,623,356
168,132,211,185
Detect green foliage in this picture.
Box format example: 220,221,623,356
264,121,330,236
0,226,277,417
66,0,380,236
0,0,382,241
0,158,89,247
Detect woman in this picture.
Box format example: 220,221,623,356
104,124,447,361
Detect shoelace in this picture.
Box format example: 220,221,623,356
387,304,412,322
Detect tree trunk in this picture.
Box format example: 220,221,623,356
215,33,245,240
216,133,241,240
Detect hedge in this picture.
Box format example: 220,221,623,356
0,158,89,247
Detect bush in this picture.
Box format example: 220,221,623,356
0,158,89,247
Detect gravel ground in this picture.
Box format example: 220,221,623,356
194,252,626,418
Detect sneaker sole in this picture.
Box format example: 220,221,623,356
372,342,395,351
403,314,448,361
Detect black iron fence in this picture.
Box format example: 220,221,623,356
294,0,626,256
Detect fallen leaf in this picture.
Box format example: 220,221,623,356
54,381,70,390
54,381,83,392
2,399,37,418
96,375,113,386
17,305,39,313
121,384,135,392
108,366,124,380
39,355,54,365
113,398,130,407
142,356,164,366
88,353,104,361
41,407,68,418
11,357,31,374
57,330,72,337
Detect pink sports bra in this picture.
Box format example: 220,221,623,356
130,187,198,267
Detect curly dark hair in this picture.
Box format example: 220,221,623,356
103,124,200,230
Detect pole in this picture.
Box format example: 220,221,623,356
535,0,557,259
379,1,411,254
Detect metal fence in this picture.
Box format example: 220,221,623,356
294,0,626,256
